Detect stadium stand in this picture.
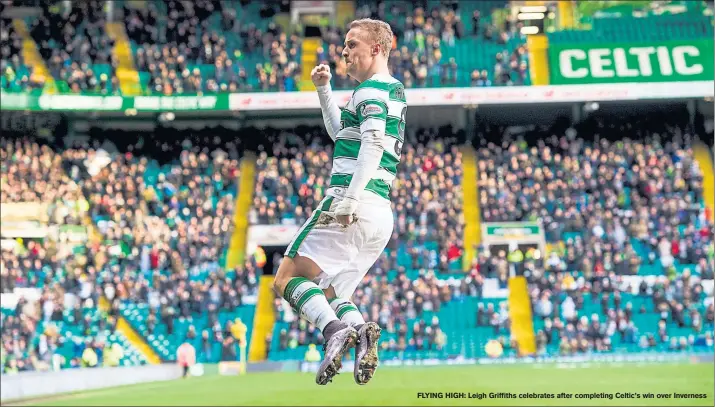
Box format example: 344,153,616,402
471,110,714,355
2,0,530,94
0,0,713,381
125,0,303,94
1,130,260,370
568,0,714,34
76,129,259,363
4,1,714,95
0,15,32,93
1,136,148,370
263,109,714,362
27,0,120,94
1,136,713,370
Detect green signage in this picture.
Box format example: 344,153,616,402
0,93,229,112
548,40,714,85
58,225,88,243
485,223,541,239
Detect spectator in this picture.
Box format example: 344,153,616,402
30,1,118,94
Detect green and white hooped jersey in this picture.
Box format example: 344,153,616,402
330,73,407,203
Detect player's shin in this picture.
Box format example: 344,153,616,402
283,277,339,332
329,298,366,330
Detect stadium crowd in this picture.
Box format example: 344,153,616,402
352,0,529,87
270,266,453,356
1,13,36,93
528,267,715,355
2,109,713,375
0,131,260,372
475,111,714,277
473,110,714,355
253,124,465,273
2,0,526,94
127,0,303,94
29,0,119,94
257,112,713,360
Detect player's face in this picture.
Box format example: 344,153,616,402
343,28,374,81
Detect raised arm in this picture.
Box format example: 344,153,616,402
312,65,342,141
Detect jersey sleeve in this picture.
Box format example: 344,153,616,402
343,82,390,201
316,84,342,141
353,84,389,137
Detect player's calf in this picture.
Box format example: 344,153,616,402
273,256,319,297
273,258,358,385
329,298,366,329
277,276,338,332
273,257,335,328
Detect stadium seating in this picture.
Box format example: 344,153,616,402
550,10,713,43
120,302,255,363
75,128,258,363
26,0,120,95
262,110,714,362
270,294,513,362
0,130,257,371
125,0,302,94
41,306,147,367
1,293,146,370
0,16,34,93
2,112,713,374
4,0,715,94
532,290,714,354
260,126,506,362
1,0,713,378
0,136,127,372
571,0,714,31
1,0,533,94
474,112,714,357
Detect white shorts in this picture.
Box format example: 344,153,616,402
284,194,393,299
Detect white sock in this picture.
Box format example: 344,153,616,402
283,277,338,331
329,298,365,327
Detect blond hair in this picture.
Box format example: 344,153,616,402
348,18,393,58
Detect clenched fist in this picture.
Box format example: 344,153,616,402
311,64,332,87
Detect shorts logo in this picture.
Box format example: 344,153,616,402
360,103,384,118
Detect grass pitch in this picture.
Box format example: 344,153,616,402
12,362,715,406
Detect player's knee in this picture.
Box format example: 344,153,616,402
273,255,323,297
